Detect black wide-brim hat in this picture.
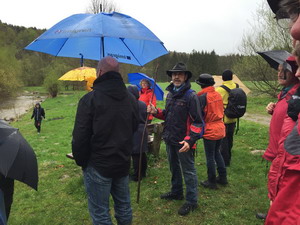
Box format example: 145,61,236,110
166,62,192,79
267,0,281,13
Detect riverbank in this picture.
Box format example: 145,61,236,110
0,91,47,122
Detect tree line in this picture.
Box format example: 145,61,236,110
0,1,293,99
0,20,243,98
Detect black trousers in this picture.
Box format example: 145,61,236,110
0,175,14,220
131,153,147,180
220,122,236,167
34,120,41,132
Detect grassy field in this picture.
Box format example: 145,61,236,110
7,84,273,225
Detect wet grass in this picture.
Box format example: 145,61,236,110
8,87,270,225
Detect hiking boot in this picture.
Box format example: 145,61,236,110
160,192,184,200
178,202,198,216
256,212,267,220
216,176,228,185
200,180,218,189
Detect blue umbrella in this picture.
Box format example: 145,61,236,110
25,12,168,66
128,73,164,100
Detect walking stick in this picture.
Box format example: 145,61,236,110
136,64,159,204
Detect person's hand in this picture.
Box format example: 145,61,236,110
266,102,275,114
178,141,190,153
147,103,157,114
288,95,300,121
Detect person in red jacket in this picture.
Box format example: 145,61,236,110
196,74,227,189
139,79,156,123
256,56,300,220
263,56,300,162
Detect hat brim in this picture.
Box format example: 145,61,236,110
195,80,215,86
267,0,281,13
166,70,192,79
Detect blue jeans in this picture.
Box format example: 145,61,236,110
203,138,227,182
83,166,132,225
166,144,198,204
0,190,6,225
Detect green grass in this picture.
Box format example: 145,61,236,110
8,87,270,225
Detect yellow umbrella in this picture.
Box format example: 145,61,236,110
58,67,96,81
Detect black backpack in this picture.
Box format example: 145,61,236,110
221,83,247,119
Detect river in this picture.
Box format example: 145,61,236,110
0,93,47,122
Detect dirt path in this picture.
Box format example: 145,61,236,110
242,112,271,126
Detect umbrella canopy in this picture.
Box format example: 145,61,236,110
25,12,168,66
257,50,292,71
128,73,164,100
59,66,96,81
0,121,38,190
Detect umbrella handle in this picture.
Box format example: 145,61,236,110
137,63,160,204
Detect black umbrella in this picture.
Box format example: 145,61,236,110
0,120,38,190
257,50,292,72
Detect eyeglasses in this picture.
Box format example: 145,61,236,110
276,7,300,29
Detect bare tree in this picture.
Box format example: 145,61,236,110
233,1,292,97
86,0,120,14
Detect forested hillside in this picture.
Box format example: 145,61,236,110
0,20,242,98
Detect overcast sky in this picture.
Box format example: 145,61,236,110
0,0,264,55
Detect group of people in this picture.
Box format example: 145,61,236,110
71,53,240,224
9,0,298,224
256,0,300,224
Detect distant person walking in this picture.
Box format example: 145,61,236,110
31,103,45,134
72,56,139,225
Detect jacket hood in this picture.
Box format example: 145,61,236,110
93,71,127,101
127,85,139,99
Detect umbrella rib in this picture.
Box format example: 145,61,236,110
119,38,143,66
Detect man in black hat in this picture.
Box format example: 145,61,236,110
148,62,204,216
216,69,237,167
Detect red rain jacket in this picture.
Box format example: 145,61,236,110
266,116,300,224
139,88,156,121
263,83,300,161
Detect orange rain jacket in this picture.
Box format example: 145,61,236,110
197,86,225,140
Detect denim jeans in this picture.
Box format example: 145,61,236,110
166,144,198,204
83,166,132,225
0,190,6,225
203,138,227,182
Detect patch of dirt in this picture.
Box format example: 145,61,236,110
242,112,271,126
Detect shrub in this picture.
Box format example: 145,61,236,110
43,73,61,98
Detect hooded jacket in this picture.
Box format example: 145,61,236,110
263,82,300,161
155,81,204,147
72,71,139,178
197,86,225,140
31,103,45,122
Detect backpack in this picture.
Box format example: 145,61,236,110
221,83,247,119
